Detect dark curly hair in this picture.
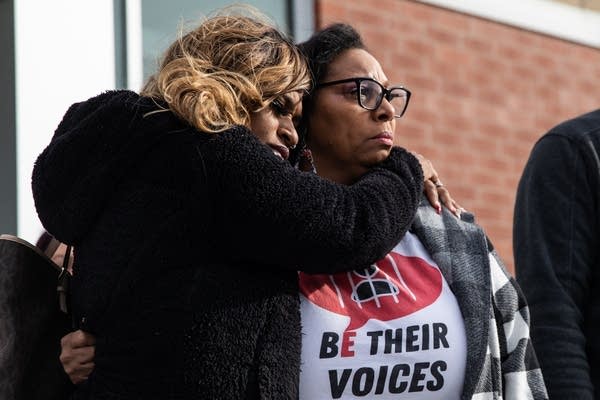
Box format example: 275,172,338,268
298,23,365,89
291,23,366,165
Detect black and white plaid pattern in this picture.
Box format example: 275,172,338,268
411,198,548,399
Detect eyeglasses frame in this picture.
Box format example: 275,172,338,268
316,77,411,118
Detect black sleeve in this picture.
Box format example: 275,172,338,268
201,127,423,274
514,132,598,398
32,91,169,244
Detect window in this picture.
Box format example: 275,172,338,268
142,1,290,82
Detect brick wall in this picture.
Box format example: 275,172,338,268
555,0,600,12
315,0,600,273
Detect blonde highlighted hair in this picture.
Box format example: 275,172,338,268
141,8,310,133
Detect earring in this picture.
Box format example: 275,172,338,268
298,147,317,173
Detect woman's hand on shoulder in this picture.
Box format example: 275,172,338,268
60,329,96,384
411,152,463,218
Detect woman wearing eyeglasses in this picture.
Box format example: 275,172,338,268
295,23,548,399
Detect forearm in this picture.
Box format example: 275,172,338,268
206,133,423,272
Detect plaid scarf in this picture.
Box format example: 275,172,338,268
411,198,548,400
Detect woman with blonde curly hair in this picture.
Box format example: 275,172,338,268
31,9,429,399
141,12,310,135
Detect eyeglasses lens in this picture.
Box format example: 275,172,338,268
359,80,407,117
358,80,381,110
388,90,408,117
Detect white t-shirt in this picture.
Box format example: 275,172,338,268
299,231,467,399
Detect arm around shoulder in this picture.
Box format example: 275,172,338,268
200,133,423,273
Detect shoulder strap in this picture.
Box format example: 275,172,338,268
56,245,72,317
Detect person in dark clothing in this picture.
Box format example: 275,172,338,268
514,109,600,399
31,11,431,399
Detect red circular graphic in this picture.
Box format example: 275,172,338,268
300,252,443,331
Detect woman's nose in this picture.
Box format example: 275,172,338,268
374,98,395,121
279,120,299,148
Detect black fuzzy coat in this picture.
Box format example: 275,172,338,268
32,90,423,399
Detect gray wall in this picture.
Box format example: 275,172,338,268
0,0,17,235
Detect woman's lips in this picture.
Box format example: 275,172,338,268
269,144,290,160
372,132,394,146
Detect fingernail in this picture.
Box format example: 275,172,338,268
435,204,441,215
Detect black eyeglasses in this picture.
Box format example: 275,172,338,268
316,77,411,118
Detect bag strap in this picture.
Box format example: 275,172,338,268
44,237,61,259
56,245,72,315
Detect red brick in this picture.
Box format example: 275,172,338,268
316,0,600,274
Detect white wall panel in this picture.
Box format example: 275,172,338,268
15,0,115,242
